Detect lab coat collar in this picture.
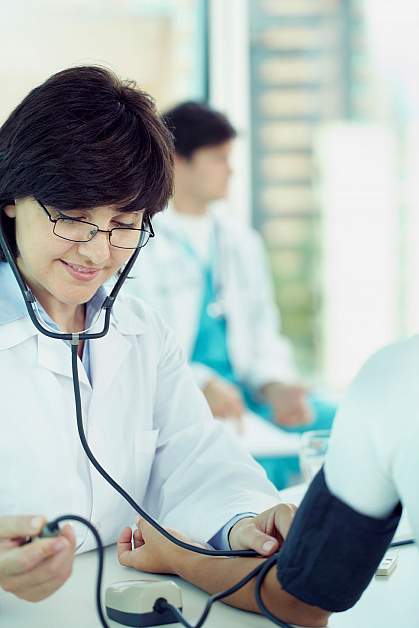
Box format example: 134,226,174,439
154,205,232,262
36,332,90,386
0,262,146,389
35,312,134,390
0,261,146,337
0,263,38,349
89,319,131,393
89,293,147,391
0,262,29,324
0,261,109,327
15,303,141,388
0,316,37,350
107,289,147,336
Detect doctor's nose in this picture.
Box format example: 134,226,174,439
76,229,111,265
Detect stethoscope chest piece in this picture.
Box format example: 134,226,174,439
206,299,225,319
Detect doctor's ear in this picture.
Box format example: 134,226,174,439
3,203,16,219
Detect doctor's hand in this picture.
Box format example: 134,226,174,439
203,376,245,421
117,520,206,575
228,503,297,557
0,515,76,602
261,382,313,427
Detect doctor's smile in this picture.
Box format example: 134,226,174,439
60,260,104,281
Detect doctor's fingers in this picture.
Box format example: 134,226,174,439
0,537,75,601
230,400,245,420
275,405,313,427
0,538,69,580
213,399,243,419
272,503,298,540
0,515,47,540
220,404,244,420
222,392,245,419
234,504,297,556
0,540,22,554
300,399,314,423
231,520,280,556
0,524,75,580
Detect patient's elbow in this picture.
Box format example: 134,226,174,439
262,569,331,627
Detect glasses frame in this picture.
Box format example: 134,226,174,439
36,198,154,250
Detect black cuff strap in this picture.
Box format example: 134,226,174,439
276,467,402,612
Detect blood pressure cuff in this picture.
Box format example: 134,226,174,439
276,467,402,612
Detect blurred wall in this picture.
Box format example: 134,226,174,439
0,0,199,124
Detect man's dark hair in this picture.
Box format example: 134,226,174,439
162,101,236,159
0,65,174,260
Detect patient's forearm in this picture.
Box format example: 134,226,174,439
173,551,330,626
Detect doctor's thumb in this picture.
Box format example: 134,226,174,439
250,529,279,556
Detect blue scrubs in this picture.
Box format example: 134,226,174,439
191,257,336,489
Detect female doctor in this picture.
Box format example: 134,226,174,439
0,66,296,604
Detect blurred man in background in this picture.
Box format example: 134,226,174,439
124,102,336,486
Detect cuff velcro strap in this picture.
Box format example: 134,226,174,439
276,467,402,612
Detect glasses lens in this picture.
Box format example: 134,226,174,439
110,228,150,249
54,218,97,242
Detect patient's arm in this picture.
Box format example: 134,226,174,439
117,522,330,627
175,549,329,626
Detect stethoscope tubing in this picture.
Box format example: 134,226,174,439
0,218,292,627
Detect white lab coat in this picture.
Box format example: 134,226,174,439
0,266,281,553
125,208,296,390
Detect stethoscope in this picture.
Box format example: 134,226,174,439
158,218,227,320
0,213,291,628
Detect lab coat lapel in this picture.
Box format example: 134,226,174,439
89,322,131,395
213,213,245,369
37,332,91,388
0,314,91,387
153,210,209,356
0,317,35,350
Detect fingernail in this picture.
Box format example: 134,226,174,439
262,540,276,553
30,516,44,531
135,515,141,525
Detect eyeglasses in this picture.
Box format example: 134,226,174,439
36,199,154,250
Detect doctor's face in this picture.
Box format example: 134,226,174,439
4,197,140,310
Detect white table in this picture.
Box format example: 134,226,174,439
1,542,417,628
1,542,271,628
1,515,417,628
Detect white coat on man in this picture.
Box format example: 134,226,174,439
125,206,297,392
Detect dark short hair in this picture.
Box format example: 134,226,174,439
162,101,236,159
0,65,174,260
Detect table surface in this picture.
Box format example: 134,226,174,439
1,538,417,628
224,413,301,457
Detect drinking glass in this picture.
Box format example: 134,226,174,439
299,429,330,484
